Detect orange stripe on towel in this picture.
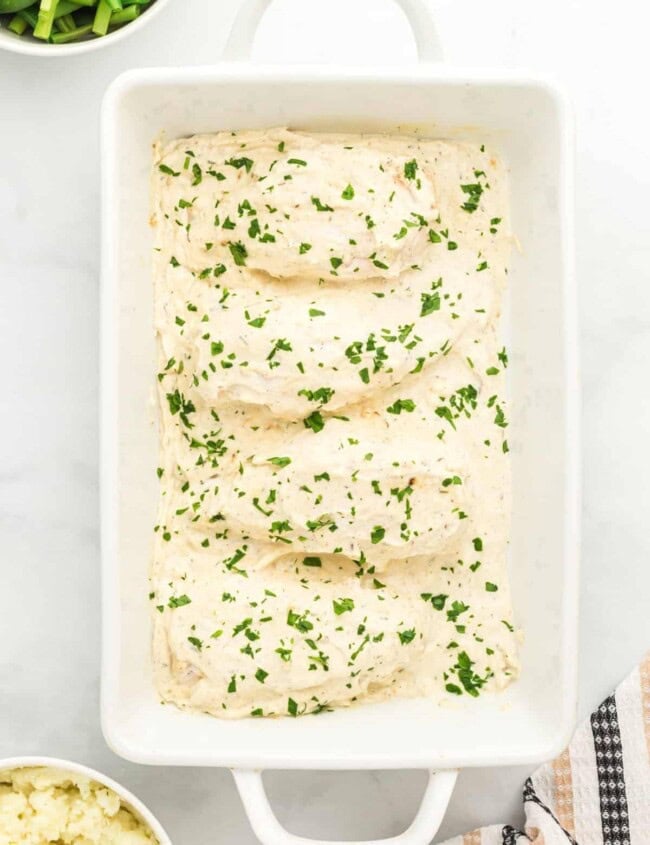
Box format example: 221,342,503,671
641,651,650,762
552,748,575,837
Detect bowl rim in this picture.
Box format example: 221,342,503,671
0,755,172,844
0,0,174,56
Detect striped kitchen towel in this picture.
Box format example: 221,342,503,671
442,653,650,845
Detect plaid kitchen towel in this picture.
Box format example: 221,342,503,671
441,653,650,845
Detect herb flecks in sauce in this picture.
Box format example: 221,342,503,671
152,128,517,719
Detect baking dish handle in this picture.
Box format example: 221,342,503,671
222,0,443,63
232,768,458,845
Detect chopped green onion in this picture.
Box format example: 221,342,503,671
17,7,37,26
50,19,90,39
54,1,84,16
110,2,138,24
7,11,26,31
0,0,152,42
55,12,76,30
91,0,110,34
33,0,59,39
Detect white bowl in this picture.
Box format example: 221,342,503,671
0,755,172,845
0,0,174,57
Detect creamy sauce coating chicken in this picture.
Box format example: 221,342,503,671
151,128,519,718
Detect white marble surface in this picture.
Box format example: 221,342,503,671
1,0,649,841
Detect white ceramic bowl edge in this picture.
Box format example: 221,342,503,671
0,756,172,845
0,0,174,57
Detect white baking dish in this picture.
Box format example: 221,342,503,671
100,1,579,841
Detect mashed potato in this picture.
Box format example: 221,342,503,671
0,767,159,845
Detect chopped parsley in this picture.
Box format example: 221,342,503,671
159,163,179,177
298,386,334,404
304,411,325,433
267,456,291,468
386,398,415,415
404,159,418,180
166,390,196,428
333,598,354,615
421,593,448,611
370,525,385,544
191,163,202,186
420,291,441,317
228,241,248,266
460,181,483,212
303,556,322,567
311,196,333,212
168,594,191,609
225,156,254,173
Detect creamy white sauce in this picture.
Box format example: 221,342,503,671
150,128,519,719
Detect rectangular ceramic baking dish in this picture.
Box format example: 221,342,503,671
100,1,579,841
